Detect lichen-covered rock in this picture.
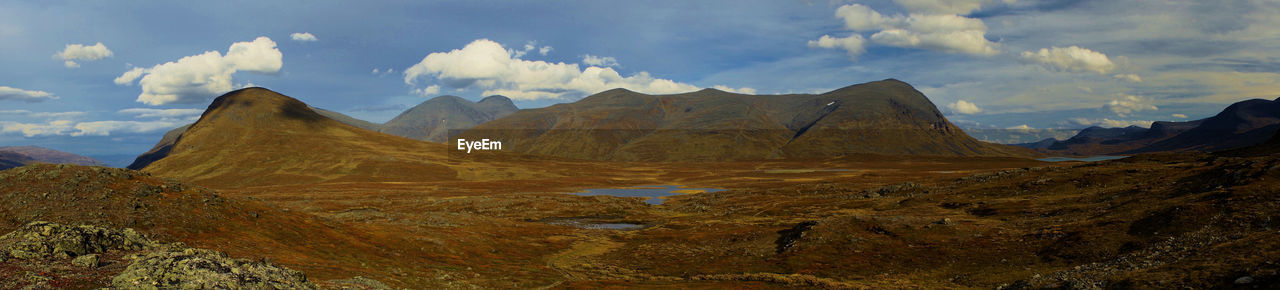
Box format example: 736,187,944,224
0,220,155,260
110,248,317,289
72,253,100,268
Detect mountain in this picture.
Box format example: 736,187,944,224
0,150,35,170
127,124,191,170
0,146,107,169
458,79,1033,161
313,107,382,131
1131,98,1280,153
379,95,518,143
129,107,381,170
132,87,550,188
1025,98,1280,156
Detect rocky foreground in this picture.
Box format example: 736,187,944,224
0,221,324,289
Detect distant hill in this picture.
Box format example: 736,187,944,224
379,95,517,143
1022,98,1280,155
0,146,107,170
0,151,35,170
133,87,551,188
458,79,1034,161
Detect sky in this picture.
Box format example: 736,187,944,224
1,0,1278,165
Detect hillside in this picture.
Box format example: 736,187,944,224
379,95,517,143
0,146,107,167
459,79,1033,161
1023,98,1280,156
133,87,559,188
0,150,35,170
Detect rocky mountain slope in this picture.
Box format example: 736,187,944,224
379,95,517,142
458,79,1033,161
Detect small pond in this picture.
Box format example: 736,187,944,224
1037,156,1128,162
572,185,726,205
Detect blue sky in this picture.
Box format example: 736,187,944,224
2,0,1278,165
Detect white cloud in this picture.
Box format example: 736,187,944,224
0,110,86,119
54,42,113,68
70,120,189,136
411,85,441,97
371,68,379,74
835,4,894,31
114,67,146,85
114,36,283,105
815,4,1000,58
1007,124,1033,130
1113,73,1143,83
539,46,552,56
947,100,982,114
1172,113,1188,118
117,108,203,119
808,34,866,58
0,86,58,102
893,0,991,15
511,41,553,58
290,32,317,42
0,120,76,137
712,85,757,95
1020,46,1117,74
403,39,753,100
1066,118,1153,128
582,54,620,67
1103,94,1157,116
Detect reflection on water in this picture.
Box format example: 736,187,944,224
573,185,725,205
1037,156,1128,162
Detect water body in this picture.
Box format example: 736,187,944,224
1037,156,1128,162
545,219,646,230
573,185,726,205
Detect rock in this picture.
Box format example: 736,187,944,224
1235,276,1254,284
72,253,100,268
0,221,155,260
323,276,393,290
110,248,317,289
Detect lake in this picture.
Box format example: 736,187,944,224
573,185,726,205
1037,156,1128,162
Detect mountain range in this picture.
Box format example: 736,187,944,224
458,79,1033,161
1019,97,1280,155
378,95,517,142
0,146,107,170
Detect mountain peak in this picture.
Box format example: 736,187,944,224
479,95,513,104
203,87,326,124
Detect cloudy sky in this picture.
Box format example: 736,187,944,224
1,0,1278,165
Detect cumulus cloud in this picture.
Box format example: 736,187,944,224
290,32,317,42
114,37,283,105
947,100,982,114
1103,94,1157,116
582,54,620,67
808,34,867,58
403,39,754,100
0,86,58,102
54,42,113,68
1007,124,1033,130
511,41,553,58
813,3,1000,58
411,85,441,97
1020,46,1117,74
1066,118,1153,128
